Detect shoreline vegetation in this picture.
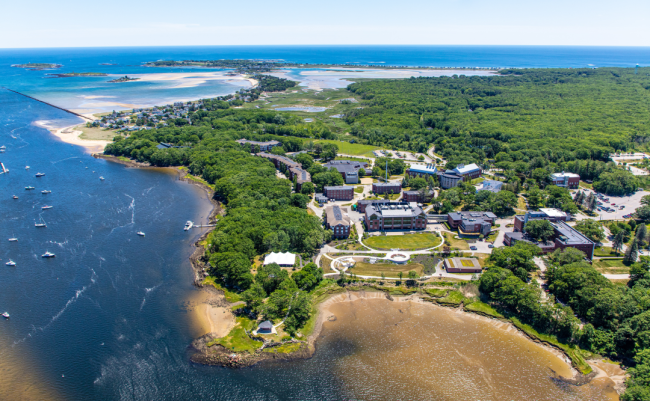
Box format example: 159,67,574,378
108,75,140,83
188,284,624,389
144,59,499,74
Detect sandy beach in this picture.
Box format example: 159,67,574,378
270,67,497,91
187,287,236,338
131,72,257,89
35,120,110,153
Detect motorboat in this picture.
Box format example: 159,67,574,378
42,251,55,258
35,217,47,228
2,312,9,319
184,221,193,231
25,186,35,190
42,190,51,194
42,205,53,210
26,166,30,170
8,238,17,242
99,176,105,181
12,195,18,199
35,172,45,177
5,260,15,267
137,231,145,236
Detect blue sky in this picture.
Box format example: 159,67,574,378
2,0,649,47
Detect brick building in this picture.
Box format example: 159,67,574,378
324,186,354,201
324,205,351,238
445,257,482,273
551,172,580,189
365,202,427,231
372,182,402,195
447,211,497,236
402,189,433,203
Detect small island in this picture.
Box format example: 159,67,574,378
108,75,140,83
46,72,108,78
12,63,62,70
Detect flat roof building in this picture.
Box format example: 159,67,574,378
477,180,503,193
365,202,427,232
324,186,354,201
447,211,497,236
504,221,594,260
513,209,569,232
323,160,369,184
445,258,482,273
372,182,402,195
406,164,438,177
551,172,580,189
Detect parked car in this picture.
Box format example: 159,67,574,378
470,246,478,250
488,244,494,248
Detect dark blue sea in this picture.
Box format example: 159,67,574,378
0,46,640,400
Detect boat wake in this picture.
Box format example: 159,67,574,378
140,283,162,311
12,268,98,346
109,195,136,235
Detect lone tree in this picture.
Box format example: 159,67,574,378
525,219,555,242
636,223,648,247
625,239,640,264
613,231,626,254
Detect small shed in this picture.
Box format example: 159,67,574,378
257,320,274,334
445,257,482,273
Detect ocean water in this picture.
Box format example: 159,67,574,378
0,46,639,400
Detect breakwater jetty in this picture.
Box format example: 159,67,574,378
1,87,93,121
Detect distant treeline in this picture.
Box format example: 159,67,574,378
345,67,650,194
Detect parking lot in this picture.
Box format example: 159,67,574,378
574,188,649,221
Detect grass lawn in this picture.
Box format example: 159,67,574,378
202,276,242,303
354,186,364,193
579,181,593,189
593,246,622,257
516,196,527,211
262,342,302,354
348,262,424,278
424,288,449,297
314,139,380,157
464,301,504,318
593,258,631,274
437,290,465,306
320,255,336,274
75,124,118,141
364,233,441,250
209,316,262,353
442,233,470,250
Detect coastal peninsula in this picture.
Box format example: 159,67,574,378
71,66,650,399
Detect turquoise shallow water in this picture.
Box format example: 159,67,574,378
0,46,642,400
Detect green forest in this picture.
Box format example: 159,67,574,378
345,68,650,194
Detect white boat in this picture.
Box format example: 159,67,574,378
25,186,35,190
12,195,18,199
99,176,105,181
8,238,17,242
42,205,53,210
184,221,193,231
25,166,30,170
42,251,55,258
2,312,9,319
5,260,15,267
35,217,47,228
35,172,45,177
41,190,51,194
137,231,145,236
0,145,6,149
